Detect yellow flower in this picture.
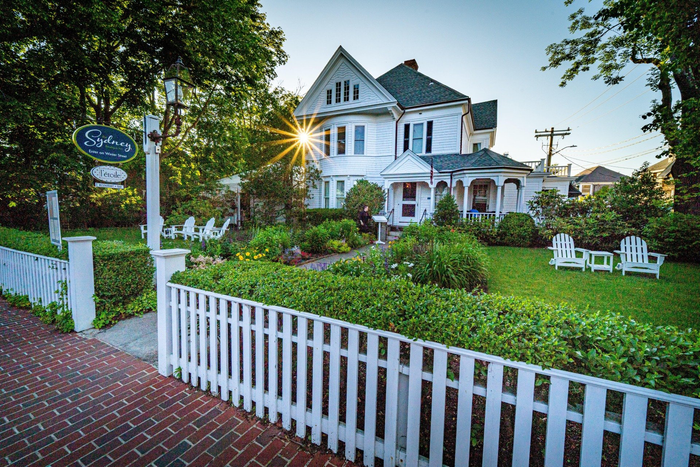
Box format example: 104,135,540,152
265,248,269,252
245,252,250,256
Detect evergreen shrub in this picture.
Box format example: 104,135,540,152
497,213,536,247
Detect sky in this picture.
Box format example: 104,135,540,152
259,0,668,176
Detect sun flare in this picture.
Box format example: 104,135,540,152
264,113,325,167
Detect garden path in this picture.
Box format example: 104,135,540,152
0,299,354,467
300,244,381,270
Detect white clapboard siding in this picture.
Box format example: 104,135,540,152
163,282,700,467
0,246,72,312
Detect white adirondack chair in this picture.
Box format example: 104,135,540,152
193,217,216,241
208,217,231,240
140,216,165,239
548,233,589,271
614,236,666,279
171,216,196,240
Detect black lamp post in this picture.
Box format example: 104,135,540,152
148,57,194,143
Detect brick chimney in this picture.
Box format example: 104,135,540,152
403,59,419,71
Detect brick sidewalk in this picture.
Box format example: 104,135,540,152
0,301,354,467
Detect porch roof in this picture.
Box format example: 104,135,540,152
419,149,532,172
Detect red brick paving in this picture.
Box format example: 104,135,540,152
0,300,356,467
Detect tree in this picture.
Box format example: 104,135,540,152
607,162,670,231
343,180,386,219
433,194,460,226
543,0,700,213
0,0,287,228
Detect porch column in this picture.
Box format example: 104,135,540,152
384,181,391,213
462,179,470,217
494,182,503,218
430,184,436,213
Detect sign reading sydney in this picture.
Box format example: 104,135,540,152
72,124,138,164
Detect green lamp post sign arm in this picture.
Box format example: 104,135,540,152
72,124,138,164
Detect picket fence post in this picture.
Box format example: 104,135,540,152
64,236,96,332
152,248,189,376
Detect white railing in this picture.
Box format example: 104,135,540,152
0,237,96,331
522,159,545,171
545,164,572,177
0,246,71,309
462,212,505,223
152,250,700,467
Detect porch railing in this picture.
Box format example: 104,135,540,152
521,159,572,177
153,249,700,467
463,212,506,223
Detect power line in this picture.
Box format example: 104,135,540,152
554,64,640,126
569,133,662,155
568,132,660,153
565,70,649,125
576,89,652,127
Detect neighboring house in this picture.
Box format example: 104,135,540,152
574,166,625,197
294,46,575,226
647,157,675,198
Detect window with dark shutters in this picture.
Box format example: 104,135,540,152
403,123,410,152
426,121,433,153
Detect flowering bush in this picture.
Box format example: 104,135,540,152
232,247,268,262
189,255,226,269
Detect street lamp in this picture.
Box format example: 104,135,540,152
143,57,195,251
147,57,194,144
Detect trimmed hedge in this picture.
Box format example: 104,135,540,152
643,212,700,263
497,213,536,247
171,261,700,398
0,227,154,328
303,208,349,226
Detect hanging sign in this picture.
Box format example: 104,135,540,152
46,191,62,250
72,124,138,164
91,165,128,183
94,182,124,189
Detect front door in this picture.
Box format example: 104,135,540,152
400,182,419,223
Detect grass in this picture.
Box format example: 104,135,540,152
63,227,198,249
486,246,700,330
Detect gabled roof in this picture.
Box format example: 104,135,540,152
419,149,531,172
647,157,674,177
568,182,582,198
472,100,497,130
376,64,469,108
575,166,625,184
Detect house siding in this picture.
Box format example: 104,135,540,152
305,62,386,116
397,106,462,156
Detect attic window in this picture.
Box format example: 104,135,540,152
335,82,341,103
353,84,359,100
326,89,332,105
343,80,350,102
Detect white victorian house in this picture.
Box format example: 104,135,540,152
295,47,575,226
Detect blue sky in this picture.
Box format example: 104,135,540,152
260,0,665,175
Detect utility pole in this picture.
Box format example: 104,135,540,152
535,127,571,167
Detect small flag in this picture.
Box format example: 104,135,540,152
430,158,434,185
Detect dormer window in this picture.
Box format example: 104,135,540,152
472,142,482,152
326,89,332,105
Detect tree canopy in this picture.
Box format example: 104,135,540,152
0,0,287,228
543,0,700,213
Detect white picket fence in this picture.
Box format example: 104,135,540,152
0,238,96,331
0,246,72,309
152,254,700,466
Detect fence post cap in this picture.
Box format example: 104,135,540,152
63,236,97,243
151,248,190,258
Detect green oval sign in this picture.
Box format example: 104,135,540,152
72,124,138,164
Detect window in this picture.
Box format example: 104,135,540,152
435,182,448,205
335,82,341,103
354,125,365,154
323,129,331,156
426,121,433,154
324,181,330,208
472,183,489,212
472,142,482,152
337,126,346,155
402,182,417,201
336,180,345,208
403,124,410,152
326,89,332,105
581,184,591,196
412,123,424,153
353,84,359,100
343,80,350,102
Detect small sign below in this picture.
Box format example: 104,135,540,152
94,182,124,189
46,191,62,250
91,165,127,183
72,124,138,164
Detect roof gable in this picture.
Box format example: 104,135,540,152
380,150,433,176
376,64,469,108
294,46,397,118
575,166,625,183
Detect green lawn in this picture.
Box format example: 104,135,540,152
486,246,700,330
63,227,195,249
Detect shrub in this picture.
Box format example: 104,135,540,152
165,198,222,226
497,213,536,247
402,222,461,244
303,208,348,226
643,213,700,262
432,194,460,226
0,226,67,259
302,225,330,254
456,217,499,245
342,180,386,220
413,238,488,290
86,187,143,227
248,226,291,259
327,239,351,254
171,261,700,398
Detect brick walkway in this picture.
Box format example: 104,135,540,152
0,301,353,467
